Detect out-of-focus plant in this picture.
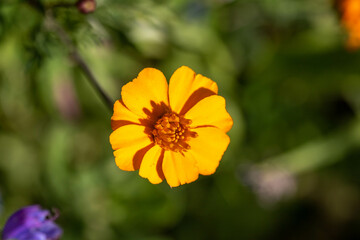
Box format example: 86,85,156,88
1,205,62,240
1,0,360,239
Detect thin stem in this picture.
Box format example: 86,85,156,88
25,0,114,110
45,12,114,111
71,51,115,111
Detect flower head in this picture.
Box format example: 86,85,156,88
1,205,62,240
110,66,233,187
340,0,360,49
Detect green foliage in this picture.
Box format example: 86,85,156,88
1,0,360,239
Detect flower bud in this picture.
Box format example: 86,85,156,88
2,205,62,240
76,0,96,14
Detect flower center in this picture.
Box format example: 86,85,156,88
152,112,197,152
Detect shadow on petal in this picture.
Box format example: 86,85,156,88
133,144,155,170
140,100,170,128
180,87,217,115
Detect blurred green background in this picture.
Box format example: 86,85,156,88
1,0,360,239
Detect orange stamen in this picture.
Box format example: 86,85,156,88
152,112,197,152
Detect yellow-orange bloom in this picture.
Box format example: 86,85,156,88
109,66,233,187
341,0,360,49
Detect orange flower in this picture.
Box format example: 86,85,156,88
109,66,233,187
341,0,360,49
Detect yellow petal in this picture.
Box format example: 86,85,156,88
111,100,142,130
162,151,199,187
121,68,170,120
185,95,233,133
114,144,153,171
169,66,218,115
184,127,230,175
139,145,165,184
110,124,153,171
109,124,151,150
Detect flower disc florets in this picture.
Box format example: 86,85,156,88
152,112,198,152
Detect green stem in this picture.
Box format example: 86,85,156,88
45,12,114,111
26,0,114,111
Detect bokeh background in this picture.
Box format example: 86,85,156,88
1,0,360,239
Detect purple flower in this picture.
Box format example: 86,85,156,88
1,205,62,240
